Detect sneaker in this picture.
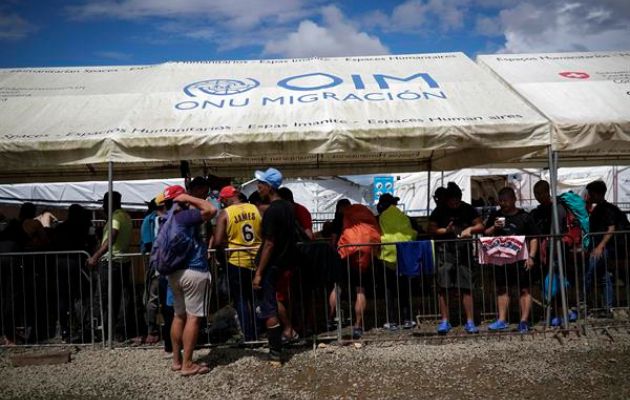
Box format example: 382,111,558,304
464,320,479,334
268,349,284,365
402,320,417,330
383,322,399,331
568,310,578,322
351,327,363,339
437,320,452,334
326,320,338,331
550,317,562,327
518,321,530,333
488,320,509,331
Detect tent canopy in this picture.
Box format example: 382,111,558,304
0,52,550,183
477,51,630,165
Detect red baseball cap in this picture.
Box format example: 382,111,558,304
163,185,186,200
219,185,238,200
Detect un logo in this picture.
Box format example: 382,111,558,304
183,78,260,97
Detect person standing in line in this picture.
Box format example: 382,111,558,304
252,168,297,363
161,185,217,376
212,185,262,341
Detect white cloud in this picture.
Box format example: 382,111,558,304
263,6,389,58
361,0,470,33
0,11,37,40
495,0,630,53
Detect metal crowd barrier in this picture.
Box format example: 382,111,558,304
3,230,628,348
0,250,103,347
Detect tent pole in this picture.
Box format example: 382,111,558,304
548,148,569,329
107,161,114,349
426,165,432,217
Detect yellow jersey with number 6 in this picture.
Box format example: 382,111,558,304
225,203,262,269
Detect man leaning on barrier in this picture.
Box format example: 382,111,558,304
429,182,484,334
585,180,630,315
86,191,132,341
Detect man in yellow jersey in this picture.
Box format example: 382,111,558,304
213,185,262,341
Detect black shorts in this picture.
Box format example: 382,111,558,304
493,262,540,289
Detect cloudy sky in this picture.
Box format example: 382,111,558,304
1,0,629,67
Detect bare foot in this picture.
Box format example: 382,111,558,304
181,363,209,377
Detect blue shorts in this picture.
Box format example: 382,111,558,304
256,265,281,320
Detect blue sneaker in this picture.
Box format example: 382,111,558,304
437,320,452,334
551,317,562,327
351,327,363,339
518,321,530,333
488,320,509,331
568,310,578,322
464,320,479,334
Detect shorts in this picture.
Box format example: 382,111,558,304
257,265,282,320
276,269,293,303
436,247,473,290
337,259,370,290
493,262,539,289
168,269,212,317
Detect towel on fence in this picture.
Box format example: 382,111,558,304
395,240,435,276
379,206,417,266
478,236,528,265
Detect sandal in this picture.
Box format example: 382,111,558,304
145,334,160,345
281,331,300,344
181,363,210,377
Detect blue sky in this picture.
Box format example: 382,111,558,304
1,0,629,67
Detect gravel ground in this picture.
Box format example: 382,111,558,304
1,327,630,400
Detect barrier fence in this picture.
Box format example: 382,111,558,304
1,230,629,347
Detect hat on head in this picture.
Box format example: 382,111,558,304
219,185,238,200
163,185,186,201
377,193,399,206
254,167,283,190
154,193,165,207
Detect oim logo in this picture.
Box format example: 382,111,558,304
183,78,260,97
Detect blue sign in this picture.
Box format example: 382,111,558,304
373,176,395,204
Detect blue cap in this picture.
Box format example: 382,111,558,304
255,167,283,189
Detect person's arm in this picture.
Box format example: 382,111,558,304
252,238,275,289
174,193,217,221
428,221,454,236
461,217,484,238
211,210,228,249
525,237,538,270
592,225,615,258
87,229,119,268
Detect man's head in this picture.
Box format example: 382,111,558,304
497,187,517,212
189,176,210,200
219,185,241,207
277,187,294,203
586,180,607,203
255,167,283,202
445,182,463,209
533,180,551,205
19,202,37,220
433,187,448,207
376,193,399,214
101,191,122,211
335,198,351,214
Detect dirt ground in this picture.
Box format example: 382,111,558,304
1,325,630,400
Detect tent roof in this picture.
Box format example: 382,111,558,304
0,52,550,183
477,51,630,165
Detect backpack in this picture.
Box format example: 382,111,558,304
558,192,590,249
150,207,194,275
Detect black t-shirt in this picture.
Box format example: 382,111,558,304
590,201,626,233
530,201,567,235
257,199,297,268
429,202,479,239
486,209,539,237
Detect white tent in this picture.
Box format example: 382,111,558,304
0,53,550,183
0,178,185,211
393,166,625,215
477,51,630,165
240,176,370,214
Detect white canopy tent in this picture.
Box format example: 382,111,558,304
0,53,551,183
477,51,630,166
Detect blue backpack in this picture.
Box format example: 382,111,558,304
150,207,194,275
